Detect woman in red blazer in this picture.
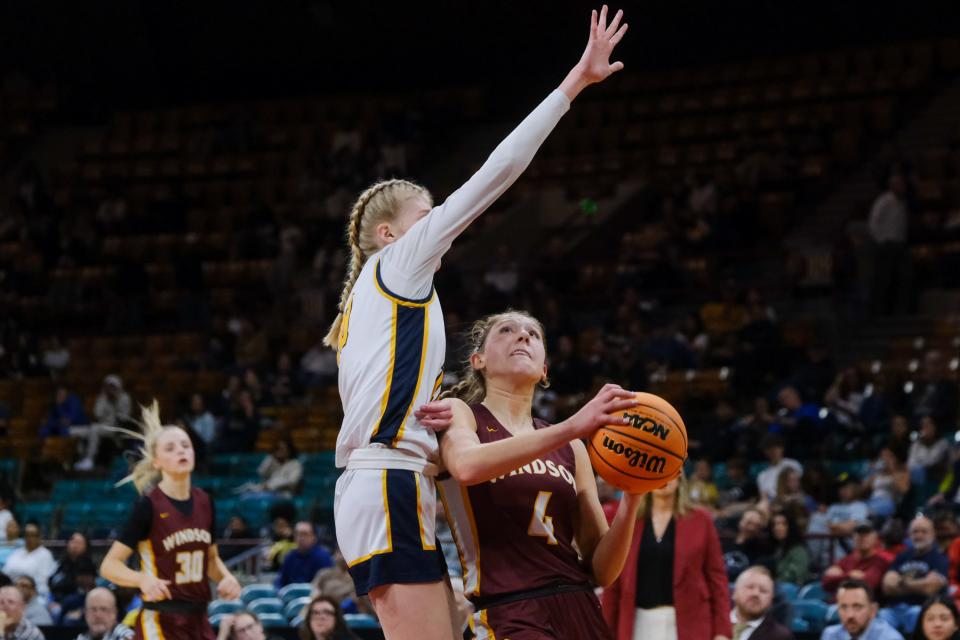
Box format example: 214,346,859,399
602,474,732,640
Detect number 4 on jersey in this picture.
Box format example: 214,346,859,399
528,491,558,545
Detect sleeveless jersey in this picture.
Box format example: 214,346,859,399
333,89,571,470
438,404,592,601
137,487,213,602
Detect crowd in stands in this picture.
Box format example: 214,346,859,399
0,38,958,639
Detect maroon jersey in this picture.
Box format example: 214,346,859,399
438,404,591,601
127,487,213,602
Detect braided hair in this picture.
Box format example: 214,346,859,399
323,179,432,348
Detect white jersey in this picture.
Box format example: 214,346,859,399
335,89,570,470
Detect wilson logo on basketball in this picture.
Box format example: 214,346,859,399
600,435,667,474
622,413,670,441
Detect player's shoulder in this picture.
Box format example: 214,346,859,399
447,398,478,432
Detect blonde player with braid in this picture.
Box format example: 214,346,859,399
325,6,628,639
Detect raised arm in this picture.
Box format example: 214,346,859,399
380,5,628,298
436,385,637,485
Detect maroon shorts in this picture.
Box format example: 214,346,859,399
471,588,614,640
133,609,215,640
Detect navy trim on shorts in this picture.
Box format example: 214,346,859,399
348,469,446,596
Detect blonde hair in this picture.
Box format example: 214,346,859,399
323,179,432,347
114,401,182,494
440,309,548,404
635,471,693,518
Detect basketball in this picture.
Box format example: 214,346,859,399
587,392,688,494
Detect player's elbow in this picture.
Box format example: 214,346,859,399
447,460,484,486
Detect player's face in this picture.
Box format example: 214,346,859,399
153,427,195,476
922,603,959,640
308,601,337,637
475,315,547,387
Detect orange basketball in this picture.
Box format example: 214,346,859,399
587,392,688,494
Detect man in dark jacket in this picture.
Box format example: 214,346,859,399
731,566,794,639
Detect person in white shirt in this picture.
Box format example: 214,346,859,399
2,524,56,601
868,171,911,315
756,435,803,501
321,7,628,639
73,375,132,471
0,492,13,543
238,439,303,498
730,566,793,640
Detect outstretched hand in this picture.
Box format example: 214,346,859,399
415,400,454,432
560,5,628,100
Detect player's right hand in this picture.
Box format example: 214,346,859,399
139,574,172,601
564,383,637,439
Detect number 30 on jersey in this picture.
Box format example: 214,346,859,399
175,550,205,584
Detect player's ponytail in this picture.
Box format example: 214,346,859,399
441,310,549,403
323,179,432,348
114,401,168,494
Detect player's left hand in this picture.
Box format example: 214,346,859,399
576,5,628,85
217,575,241,601
414,400,454,432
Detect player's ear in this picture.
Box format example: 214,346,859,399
469,352,484,371
375,221,396,246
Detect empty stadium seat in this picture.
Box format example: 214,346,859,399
258,612,287,628
797,582,828,601
208,600,243,616
791,599,830,634
284,596,312,621
240,584,277,605
277,582,312,604
345,613,380,629
776,582,799,602
248,597,284,616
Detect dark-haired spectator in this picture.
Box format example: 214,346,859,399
723,507,772,579
49,532,95,603
770,511,811,585
869,171,911,316
908,416,950,491
827,477,870,545
298,595,360,640
73,587,133,640
0,584,45,640
823,521,892,597
267,353,303,406
774,385,825,455
880,516,949,635
13,576,51,626
220,516,256,561
39,386,88,439
866,444,911,518
73,375,132,471
275,523,332,589
184,393,216,448
2,524,55,600
757,435,803,501
239,439,302,498
822,579,903,640
826,368,867,429
54,564,96,627
716,458,759,517
217,390,261,453
913,352,959,433
729,566,793,640
264,517,295,572
913,595,960,640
